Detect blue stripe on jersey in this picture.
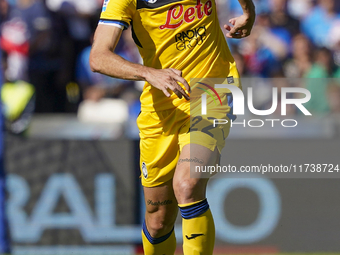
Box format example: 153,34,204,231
179,199,209,219
99,19,129,29
142,220,174,244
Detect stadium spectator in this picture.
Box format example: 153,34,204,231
287,0,313,19
328,20,340,68
301,0,340,48
228,0,269,16
304,48,335,114
1,50,35,134
283,34,313,78
307,47,336,78
76,29,141,136
0,0,69,112
45,0,101,79
269,0,300,39
76,34,136,101
239,17,286,77
0,0,10,23
335,67,340,79
45,0,99,44
327,82,340,114
0,0,30,82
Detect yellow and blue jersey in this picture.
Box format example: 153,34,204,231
99,0,240,111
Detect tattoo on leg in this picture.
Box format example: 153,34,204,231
147,199,173,206
177,157,204,165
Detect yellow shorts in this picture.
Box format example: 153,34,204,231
137,93,235,187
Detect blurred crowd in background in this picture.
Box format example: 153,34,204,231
1,0,340,124
223,0,340,115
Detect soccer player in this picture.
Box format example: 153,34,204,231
90,0,255,254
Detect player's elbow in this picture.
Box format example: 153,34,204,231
89,50,102,73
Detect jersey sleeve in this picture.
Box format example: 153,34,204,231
99,0,135,30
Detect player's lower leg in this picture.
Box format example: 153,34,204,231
178,199,215,255
142,181,178,255
174,145,220,255
142,220,176,255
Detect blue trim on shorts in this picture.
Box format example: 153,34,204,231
179,199,209,219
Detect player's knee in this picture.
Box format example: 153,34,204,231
146,214,174,238
173,178,198,202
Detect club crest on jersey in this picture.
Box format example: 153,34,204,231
146,0,157,3
142,162,148,179
160,0,213,30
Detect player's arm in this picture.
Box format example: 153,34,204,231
89,25,190,100
224,0,256,39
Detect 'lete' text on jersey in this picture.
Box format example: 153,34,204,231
100,0,240,111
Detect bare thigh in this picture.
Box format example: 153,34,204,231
173,144,220,204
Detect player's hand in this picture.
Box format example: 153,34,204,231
225,13,255,39
145,68,190,100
